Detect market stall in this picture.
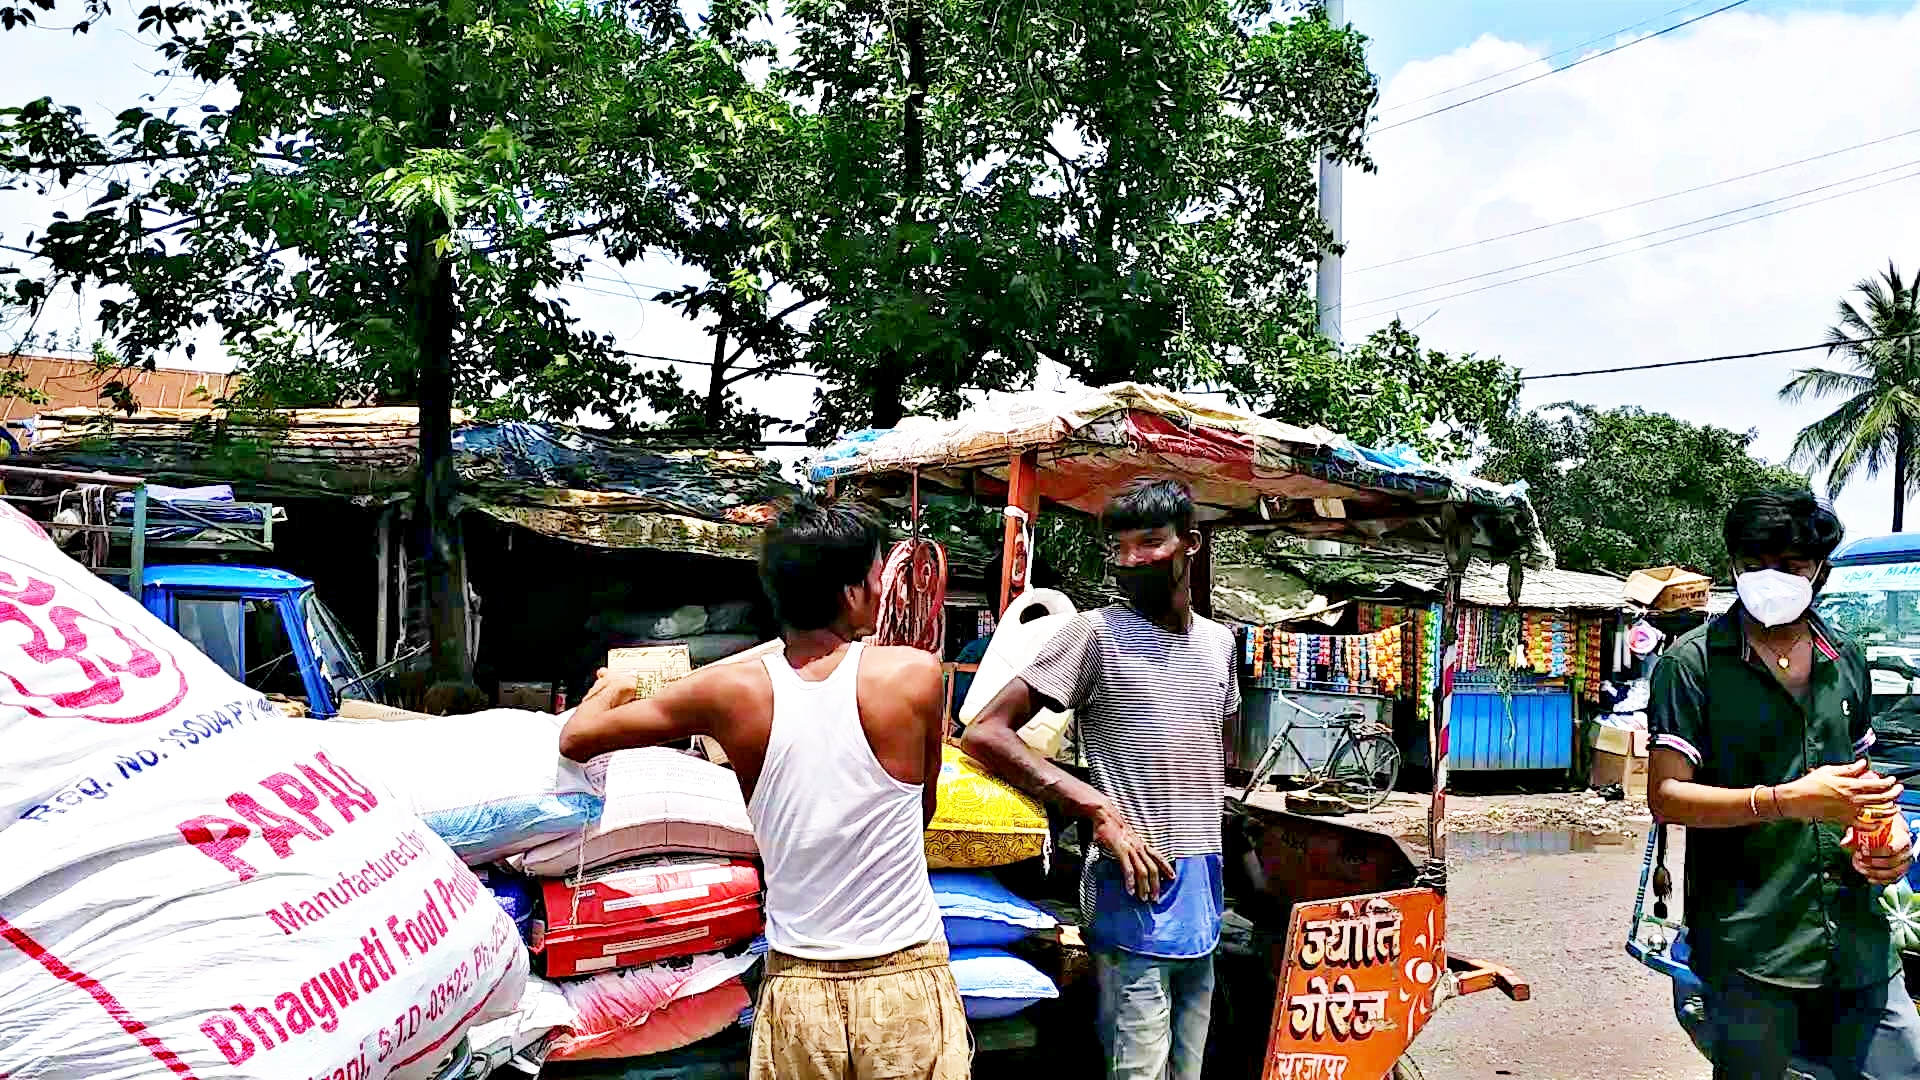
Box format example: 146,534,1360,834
811,382,1547,1080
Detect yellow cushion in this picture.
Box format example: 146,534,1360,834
925,744,1049,869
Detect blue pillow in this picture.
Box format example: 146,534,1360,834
950,947,1059,1020
931,871,1059,948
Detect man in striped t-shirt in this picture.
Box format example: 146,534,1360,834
963,478,1237,1080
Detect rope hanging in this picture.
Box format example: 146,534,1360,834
873,538,947,653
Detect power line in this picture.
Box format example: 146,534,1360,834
1520,331,1920,382
1376,0,1706,116
1350,125,1920,274
1347,164,1920,321
1372,0,1751,135
1346,157,1920,311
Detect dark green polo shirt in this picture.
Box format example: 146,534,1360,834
1647,605,1895,990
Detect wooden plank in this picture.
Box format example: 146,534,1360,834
1447,953,1531,1001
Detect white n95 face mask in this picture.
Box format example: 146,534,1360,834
1736,568,1815,627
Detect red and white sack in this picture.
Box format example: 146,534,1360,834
0,505,526,1079
547,949,758,1061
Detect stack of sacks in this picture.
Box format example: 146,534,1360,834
931,872,1062,1020
516,748,766,1064
320,709,602,865
588,602,764,668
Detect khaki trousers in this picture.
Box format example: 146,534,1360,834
749,938,972,1080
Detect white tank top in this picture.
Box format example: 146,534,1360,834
749,643,943,960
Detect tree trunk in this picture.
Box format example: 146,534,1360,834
1896,424,1910,533
869,4,926,432
704,325,729,430
409,205,469,683
409,3,470,684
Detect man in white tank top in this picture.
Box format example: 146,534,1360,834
560,498,967,1080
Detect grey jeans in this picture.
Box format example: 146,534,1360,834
1094,950,1215,1080
1706,971,1920,1080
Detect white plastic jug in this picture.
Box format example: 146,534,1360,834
959,590,1078,761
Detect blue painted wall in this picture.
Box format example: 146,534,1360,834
1451,690,1574,771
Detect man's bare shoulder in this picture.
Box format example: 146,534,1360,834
860,644,943,678
680,654,773,704
859,645,944,702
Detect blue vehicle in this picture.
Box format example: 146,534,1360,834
143,565,381,719
1629,532,1920,1077
0,463,387,719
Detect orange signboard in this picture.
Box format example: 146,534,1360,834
1262,888,1447,1080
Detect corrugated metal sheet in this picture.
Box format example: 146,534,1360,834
0,355,236,419
1380,561,1628,611
1451,690,1574,771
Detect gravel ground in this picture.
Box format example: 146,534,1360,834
1412,826,1707,1080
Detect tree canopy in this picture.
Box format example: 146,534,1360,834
1480,403,1808,576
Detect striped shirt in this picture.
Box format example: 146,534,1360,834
1020,605,1238,920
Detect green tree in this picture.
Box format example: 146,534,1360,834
1779,262,1920,531
1249,318,1519,462
1,0,767,677
1481,404,1807,575
764,0,1376,436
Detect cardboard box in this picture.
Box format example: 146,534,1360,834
1625,566,1712,610
1592,725,1649,757
1589,748,1648,799
497,681,554,711
606,645,692,699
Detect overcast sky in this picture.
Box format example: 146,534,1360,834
5,0,1919,536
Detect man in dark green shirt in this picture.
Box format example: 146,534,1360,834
1650,489,1920,1080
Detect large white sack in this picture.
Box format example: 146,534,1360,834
320,711,602,865
0,504,526,1080
512,748,755,878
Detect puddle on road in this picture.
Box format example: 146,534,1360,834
1436,826,1651,862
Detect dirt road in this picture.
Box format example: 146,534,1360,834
1238,788,1702,1079
1408,826,1706,1080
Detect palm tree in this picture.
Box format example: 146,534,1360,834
1781,262,1920,531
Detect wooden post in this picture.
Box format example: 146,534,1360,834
1423,508,1474,891
1193,523,1214,619
998,452,1040,615
127,483,148,598
375,507,393,666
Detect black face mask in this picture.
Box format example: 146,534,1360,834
1114,556,1182,614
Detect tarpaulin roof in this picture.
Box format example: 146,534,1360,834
14,408,793,558
813,383,1551,566
1360,561,1628,611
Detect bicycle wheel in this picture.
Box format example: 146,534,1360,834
1325,733,1401,812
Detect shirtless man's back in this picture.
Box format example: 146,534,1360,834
560,497,966,1080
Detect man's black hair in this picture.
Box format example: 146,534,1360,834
759,495,890,630
1723,487,1845,562
1101,477,1195,535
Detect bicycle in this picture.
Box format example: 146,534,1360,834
1238,689,1402,813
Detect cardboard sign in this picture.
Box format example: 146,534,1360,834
606,645,691,700
1263,889,1447,1080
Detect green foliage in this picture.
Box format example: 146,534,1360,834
1779,262,1920,530
1246,318,1520,461
0,0,767,427
1480,403,1808,576
757,0,1378,436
